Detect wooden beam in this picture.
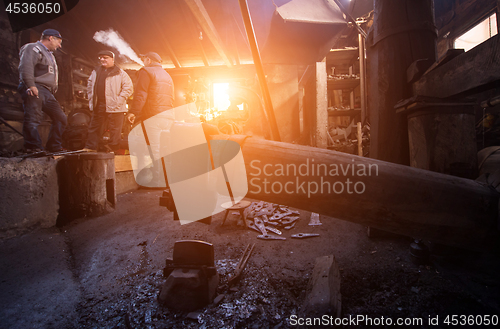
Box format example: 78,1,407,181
414,34,500,98
210,135,500,252
301,255,341,318
183,0,232,67
230,17,241,66
114,155,133,172
299,65,314,88
316,61,328,148
177,0,210,67
140,0,181,68
358,34,367,123
328,108,360,117
231,12,251,51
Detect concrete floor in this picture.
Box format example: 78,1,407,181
1,189,499,328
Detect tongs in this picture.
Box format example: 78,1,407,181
228,243,255,286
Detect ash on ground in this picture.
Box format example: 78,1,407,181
76,259,308,329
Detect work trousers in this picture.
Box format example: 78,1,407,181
20,83,67,151
129,111,174,187
85,104,125,151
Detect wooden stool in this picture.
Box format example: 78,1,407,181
221,201,252,228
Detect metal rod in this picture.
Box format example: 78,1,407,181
221,164,235,205
0,115,23,137
357,121,363,156
480,94,500,108
237,0,281,142
358,33,367,123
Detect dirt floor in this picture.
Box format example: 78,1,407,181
1,189,500,328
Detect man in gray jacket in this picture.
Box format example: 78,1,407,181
18,29,67,152
84,50,133,152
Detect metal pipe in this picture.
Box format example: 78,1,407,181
237,0,281,142
480,94,500,108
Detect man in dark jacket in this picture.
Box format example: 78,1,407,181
18,29,67,152
127,52,175,186
126,52,174,125
84,50,133,152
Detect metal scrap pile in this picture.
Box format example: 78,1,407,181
244,201,300,240
327,73,359,80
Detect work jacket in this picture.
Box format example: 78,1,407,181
87,65,133,113
130,63,174,121
18,41,59,93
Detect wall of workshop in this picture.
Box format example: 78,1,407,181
0,12,24,152
265,64,300,144
435,0,497,58
0,11,22,121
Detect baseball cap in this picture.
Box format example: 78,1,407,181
98,50,115,58
42,29,62,39
140,52,162,63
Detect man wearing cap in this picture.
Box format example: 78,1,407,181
126,52,174,185
18,29,67,152
126,52,174,125
84,50,133,152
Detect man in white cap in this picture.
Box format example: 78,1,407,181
18,28,67,152
84,50,133,152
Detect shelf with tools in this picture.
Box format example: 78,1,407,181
70,56,94,105
328,107,361,117
326,48,361,136
327,76,360,90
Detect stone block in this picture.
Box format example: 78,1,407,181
115,171,139,195
0,157,59,238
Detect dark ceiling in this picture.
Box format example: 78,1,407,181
23,0,363,70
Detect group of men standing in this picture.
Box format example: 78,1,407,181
18,29,174,153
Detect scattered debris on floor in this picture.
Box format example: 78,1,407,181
245,202,301,238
